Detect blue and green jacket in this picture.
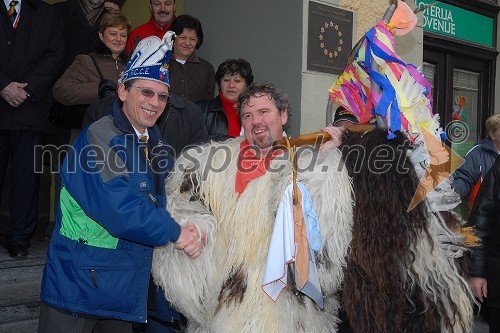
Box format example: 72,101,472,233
41,101,181,323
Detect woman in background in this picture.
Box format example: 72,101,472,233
168,14,215,103
200,58,254,141
53,10,130,126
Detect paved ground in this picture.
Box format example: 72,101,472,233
0,237,49,262
0,237,491,333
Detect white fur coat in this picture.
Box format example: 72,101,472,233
152,138,354,333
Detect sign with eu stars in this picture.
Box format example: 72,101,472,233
307,1,353,75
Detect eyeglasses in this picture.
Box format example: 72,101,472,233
129,86,169,103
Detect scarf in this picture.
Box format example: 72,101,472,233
80,0,105,27
219,91,241,138
235,140,282,194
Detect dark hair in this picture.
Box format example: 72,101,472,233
215,58,254,89
237,82,290,116
123,79,136,90
170,15,204,49
99,10,131,34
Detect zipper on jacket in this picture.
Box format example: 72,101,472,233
148,191,159,208
90,269,99,288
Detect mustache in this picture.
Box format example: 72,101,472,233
157,11,170,15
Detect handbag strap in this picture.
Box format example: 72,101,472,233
89,55,105,80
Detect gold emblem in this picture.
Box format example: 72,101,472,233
319,20,343,59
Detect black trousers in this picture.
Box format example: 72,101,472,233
38,302,134,333
0,130,41,248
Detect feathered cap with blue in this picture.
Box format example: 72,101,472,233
120,31,175,87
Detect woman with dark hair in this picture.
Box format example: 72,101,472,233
168,14,215,103
200,58,254,141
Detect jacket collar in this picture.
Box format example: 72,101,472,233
111,99,135,135
479,138,499,154
207,95,223,112
66,0,101,30
1,0,35,16
168,93,186,110
94,39,129,62
147,15,173,33
171,52,200,64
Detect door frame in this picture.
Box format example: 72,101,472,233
423,35,497,140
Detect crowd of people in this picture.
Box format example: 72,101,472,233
0,1,498,333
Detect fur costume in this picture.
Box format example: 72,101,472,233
153,137,354,333
339,129,475,333
152,135,475,332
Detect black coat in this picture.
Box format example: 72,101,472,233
198,95,232,142
83,94,209,155
53,0,105,72
470,157,500,305
0,0,65,133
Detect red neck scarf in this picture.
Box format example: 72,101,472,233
220,91,241,138
235,140,283,194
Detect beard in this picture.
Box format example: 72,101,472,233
251,131,274,157
254,135,273,150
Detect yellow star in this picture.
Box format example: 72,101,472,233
319,34,323,40
334,51,338,57
335,25,339,30
338,31,342,37
329,52,333,58
339,39,343,45
330,21,334,27
320,43,324,48
321,27,325,33
325,22,329,28
324,49,328,55
338,46,342,52
408,127,464,211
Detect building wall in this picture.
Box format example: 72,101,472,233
184,0,424,135
185,0,304,135
45,0,425,135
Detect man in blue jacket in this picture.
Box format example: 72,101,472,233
452,113,500,203
38,31,205,333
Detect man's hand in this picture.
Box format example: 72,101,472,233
469,277,487,302
0,82,29,107
175,222,207,259
320,125,344,152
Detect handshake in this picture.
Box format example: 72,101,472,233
175,222,207,259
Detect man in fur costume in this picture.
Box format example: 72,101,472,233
152,82,475,332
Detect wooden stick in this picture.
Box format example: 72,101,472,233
273,124,375,147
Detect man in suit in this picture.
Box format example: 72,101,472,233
54,0,109,71
0,0,64,257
